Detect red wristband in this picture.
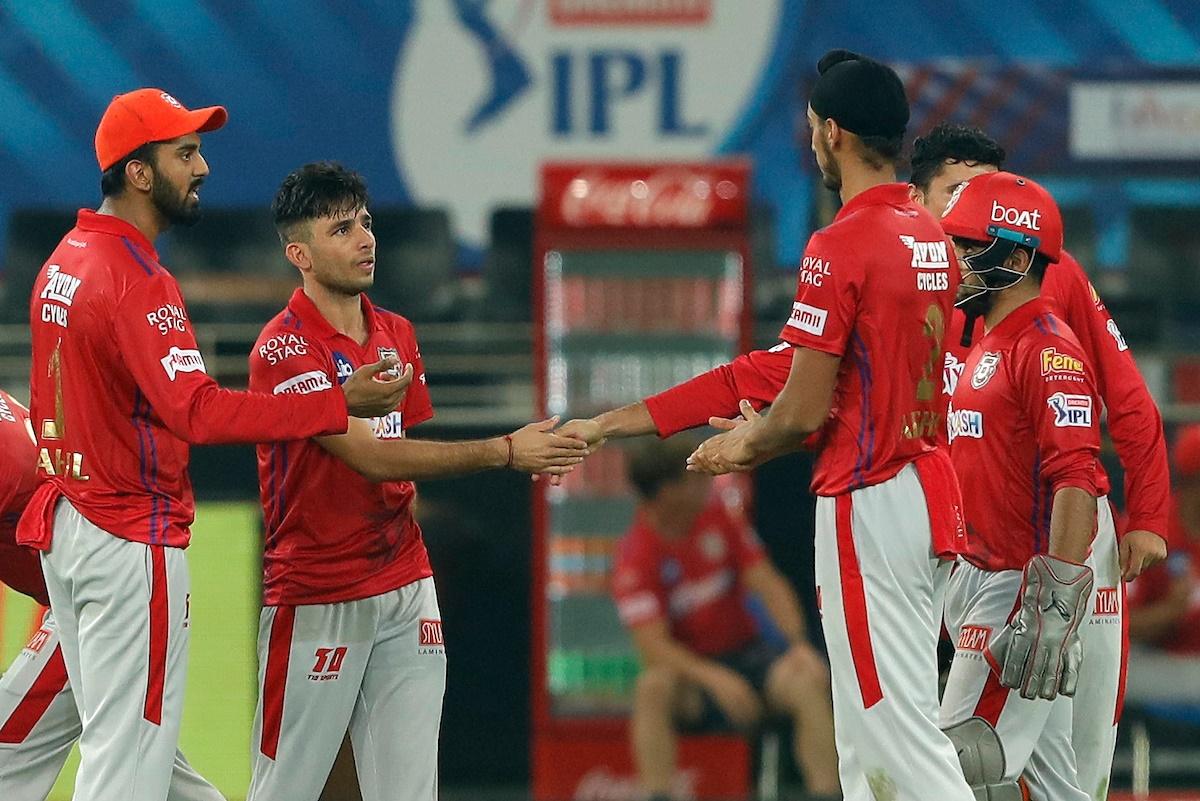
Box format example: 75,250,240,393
504,434,514,469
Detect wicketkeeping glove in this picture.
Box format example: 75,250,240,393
985,554,1094,701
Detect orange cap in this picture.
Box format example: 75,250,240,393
1174,425,1200,477
95,88,227,171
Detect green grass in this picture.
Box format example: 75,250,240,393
2,501,262,801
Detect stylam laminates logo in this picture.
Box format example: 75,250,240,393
391,0,780,247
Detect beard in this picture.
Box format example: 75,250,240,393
814,139,841,192
152,173,203,227
955,281,995,317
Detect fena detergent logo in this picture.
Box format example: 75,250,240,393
391,0,781,247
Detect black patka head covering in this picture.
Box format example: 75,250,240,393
809,49,909,139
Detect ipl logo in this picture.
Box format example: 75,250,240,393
391,0,781,247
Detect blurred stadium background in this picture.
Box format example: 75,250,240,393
1,1,1200,799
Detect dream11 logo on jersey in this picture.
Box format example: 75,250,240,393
390,0,781,249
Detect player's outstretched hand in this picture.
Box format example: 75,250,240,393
509,416,589,476
686,400,761,475
343,359,412,418
1119,529,1168,581
985,554,1093,700
543,418,605,486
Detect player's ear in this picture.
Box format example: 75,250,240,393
1006,247,1033,274
125,157,153,194
908,183,924,204
283,241,311,273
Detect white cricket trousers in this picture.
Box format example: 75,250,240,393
247,577,446,801
0,610,223,801
38,499,191,801
1072,500,1124,801
814,461,975,801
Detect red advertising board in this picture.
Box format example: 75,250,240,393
539,161,750,230
534,734,748,801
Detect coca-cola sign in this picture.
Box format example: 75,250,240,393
541,162,750,229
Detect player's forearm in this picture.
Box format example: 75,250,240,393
175,381,348,444
1047,486,1097,564
636,633,724,686
593,402,657,439
758,577,807,644
367,437,508,482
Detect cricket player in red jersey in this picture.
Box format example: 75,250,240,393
937,171,1105,801
0,388,223,801
17,90,409,801
908,124,1169,800
246,163,587,801
682,50,978,801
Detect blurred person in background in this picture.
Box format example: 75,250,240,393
612,437,840,801
1128,425,1200,653
908,124,1169,801
245,162,587,801
0,387,222,801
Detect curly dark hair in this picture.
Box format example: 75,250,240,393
272,162,370,242
909,124,1006,190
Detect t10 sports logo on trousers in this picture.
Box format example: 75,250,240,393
391,0,781,248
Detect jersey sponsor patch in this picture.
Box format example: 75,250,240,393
971,352,1001,389
1106,318,1129,352
146,303,189,335
372,410,405,439
39,264,83,328
947,408,984,441
160,347,206,380
258,332,310,365
332,351,355,384
798,254,832,287
786,301,828,336
0,393,15,423
956,624,991,652
273,370,333,395
943,351,966,396
418,618,445,655
1094,587,1119,617
1047,392,1093,427
898,235,951,270
1040,347,1086,378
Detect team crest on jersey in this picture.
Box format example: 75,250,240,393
699,529,726,562
1047,392,1093,427
943,352,966,396
971,352,1001,389
377,346,402,377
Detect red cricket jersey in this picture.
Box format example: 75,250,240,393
0,390,49,606
249,289,435,606
777,183,958,495
1127,496,1200,654
941,251,1169,537
948,299,1101,571
612,499,765,656
19,211,350,550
